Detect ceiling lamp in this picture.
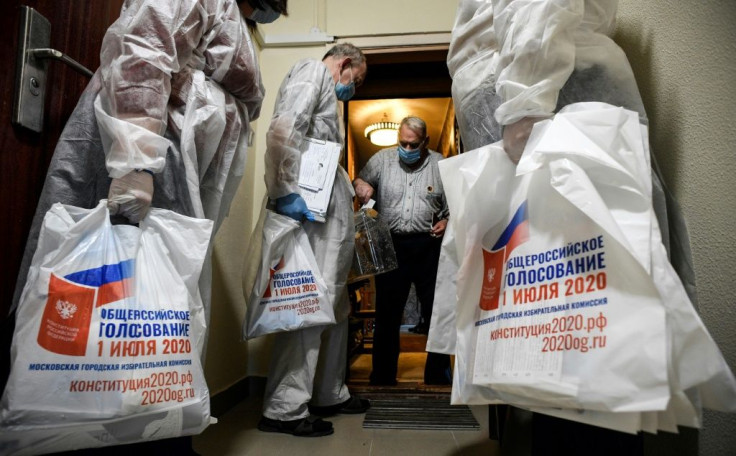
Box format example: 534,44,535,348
364,114,399,147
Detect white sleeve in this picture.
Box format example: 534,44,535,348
264,60,325,199
95,0,205,178
492,0,584,126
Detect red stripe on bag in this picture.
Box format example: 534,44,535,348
37,274,97,356
505,219,529,258
263,257,285,299
97,277,134,307
480,205,530,311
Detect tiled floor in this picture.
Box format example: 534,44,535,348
193,337,500,456
192,390,499,456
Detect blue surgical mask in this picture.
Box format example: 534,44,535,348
248,5,281,24
335,67,355,101
398,145,422,164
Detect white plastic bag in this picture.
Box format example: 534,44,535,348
446,103,736,432
242,210,334,339
1,201,213,455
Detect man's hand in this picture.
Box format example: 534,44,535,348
353,178,374,205
430,219,448,238
107,170,154,223
275,193,315,222
502,116,548,164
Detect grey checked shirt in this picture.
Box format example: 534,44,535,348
359,148,449,235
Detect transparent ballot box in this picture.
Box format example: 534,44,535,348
349,208,398,283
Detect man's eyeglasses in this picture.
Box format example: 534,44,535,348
399,139,424,150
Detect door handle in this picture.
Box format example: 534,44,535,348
30,48,94,78
13,6,94,133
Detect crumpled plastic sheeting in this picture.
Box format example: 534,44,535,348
448,0,643,129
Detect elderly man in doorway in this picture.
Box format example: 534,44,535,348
353,116,452,386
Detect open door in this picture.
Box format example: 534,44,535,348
343,48,456,394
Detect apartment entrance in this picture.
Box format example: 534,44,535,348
341,47,457,396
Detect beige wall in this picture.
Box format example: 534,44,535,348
616,1,736,454
261,0,454,37
206,1,736,453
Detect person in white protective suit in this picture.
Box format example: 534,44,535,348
257,43,371,437
7,0,286,452
12,0,287,327
447,0,698,454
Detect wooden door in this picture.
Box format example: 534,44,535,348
0,0,123,319
0,1,123,388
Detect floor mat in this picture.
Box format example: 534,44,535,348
362,398,480,430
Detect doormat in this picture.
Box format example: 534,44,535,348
362,398,480,430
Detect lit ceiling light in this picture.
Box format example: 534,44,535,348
364,114,399,147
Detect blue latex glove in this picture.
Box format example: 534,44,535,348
275,193,315,222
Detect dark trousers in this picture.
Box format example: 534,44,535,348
370,233,450,384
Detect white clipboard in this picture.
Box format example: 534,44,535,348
298,137,341,222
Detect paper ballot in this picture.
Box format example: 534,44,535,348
298,137,341,222
361,199,376,210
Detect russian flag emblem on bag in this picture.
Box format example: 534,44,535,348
262,257,285,299
479,202,529,311
37,259,135,356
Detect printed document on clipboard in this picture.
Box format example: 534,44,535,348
298,137,342,222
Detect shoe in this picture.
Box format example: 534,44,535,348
309,395,371,416
409,323,429,334
257,415,334,437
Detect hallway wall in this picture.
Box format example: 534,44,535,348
206,1,736,454
616,1,736,454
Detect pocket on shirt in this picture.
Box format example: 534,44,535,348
425,187,443,209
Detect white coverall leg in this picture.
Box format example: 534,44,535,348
260,57,356,420
262,174,354,420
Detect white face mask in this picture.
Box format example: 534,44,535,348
248,4,281,24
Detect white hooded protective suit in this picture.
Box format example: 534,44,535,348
448,0,644,149
443,0,696,331
13,0,264,335
441,0,698,450
261,58,356,420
